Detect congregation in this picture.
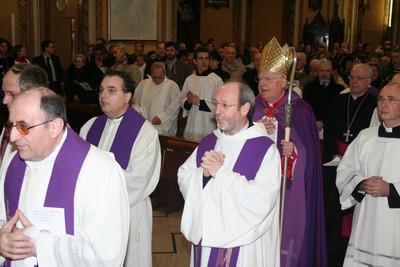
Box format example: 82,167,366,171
0,33,400,267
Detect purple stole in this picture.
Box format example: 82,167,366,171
194,132,273,267
86,107,145,169
4,128,90,265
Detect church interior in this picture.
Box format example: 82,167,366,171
1,0,400,266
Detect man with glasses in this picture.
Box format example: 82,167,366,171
0,63,48,166
336,81,400,266
324,63,377,265
178,82,281,266
80,70,161,267
0,87,129,266
252,37,327,266
179,47,223,141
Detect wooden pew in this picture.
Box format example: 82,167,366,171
153,135,198,213
65,102,102,133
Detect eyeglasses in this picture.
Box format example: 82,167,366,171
5,119,55,135
378,96,400,105
1,89,17,99
348,76,369,81
211,100,239,110
98,88,125,95
256,77,282,83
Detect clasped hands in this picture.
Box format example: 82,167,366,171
201,150,225,177
186,90,200,106
361,176,390,197
0,209,36,260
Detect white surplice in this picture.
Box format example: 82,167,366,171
179,72,223,142
337,125,400,266
178,123,281,267
134,77,180,136
80,116,161,267
0,129,130,267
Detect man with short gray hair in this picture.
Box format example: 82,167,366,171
134,62,180,136
303,58,344,132
111,43,142,88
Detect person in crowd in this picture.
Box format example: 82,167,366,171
0,87,129,266
11,45,30,64
134,62,180,136
64,54,96,104
178,81,281,266
85,43,95,64
252,37,327,267
135,53,146,81
336,81,400,266
242,52,261,96
179,47,223,141
0,38,12,81
165,41,191,89
0,63,48,166
95,37,115,68
32,40,64,96
303,58,344,134
208,49,230,82
294,52,314,90
110,42,141,88
80,70,160,267
221,46,246,81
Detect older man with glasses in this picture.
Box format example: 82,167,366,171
336,81,400,266
252,37,327,267
0,63,48,166
323,63,377,265
178,81,281,266
80,70,161,267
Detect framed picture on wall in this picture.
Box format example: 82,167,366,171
205,0,229,8
108,0,158,41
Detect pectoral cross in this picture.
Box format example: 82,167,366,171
343,129,353,142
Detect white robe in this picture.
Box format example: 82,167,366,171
0,130,130,267
178,123,281,267
337,125,400,266
134,77,180,136
80,115,161,267
179,72,223,142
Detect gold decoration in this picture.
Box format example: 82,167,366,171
260,37,294,77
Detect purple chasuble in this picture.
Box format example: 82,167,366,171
193,131,273,267
253,92,327,267
4,128,90,265
86,107,145,169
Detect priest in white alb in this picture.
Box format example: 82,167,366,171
337,81,400,266
0,88,130,266
80,71,161,267
133,62,180,136
178,82,281,266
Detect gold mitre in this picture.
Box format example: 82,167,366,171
260,37,293,77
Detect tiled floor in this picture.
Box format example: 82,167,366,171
152,208,191,267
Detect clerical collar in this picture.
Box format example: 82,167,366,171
378,123,400,138
320,81,330,87
220,120,253,135
351,91,368,100
196,68,212,76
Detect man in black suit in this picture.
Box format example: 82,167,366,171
33,40,64,96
